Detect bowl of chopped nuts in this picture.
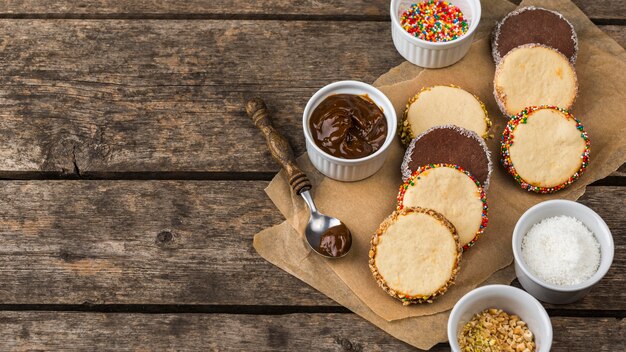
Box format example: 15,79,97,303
448,285,552,352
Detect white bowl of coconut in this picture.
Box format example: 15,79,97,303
512,200,614,304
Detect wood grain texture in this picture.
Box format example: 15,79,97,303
0,181,622,310
0,0,623,22
0,1,621,349
598,25,626,48
0,0,390,18
0,20,623,176
0,20,402,176
0,311,622,351
0,179,324,305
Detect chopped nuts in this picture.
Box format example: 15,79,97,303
458,308,536,352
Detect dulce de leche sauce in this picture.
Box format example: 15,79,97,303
309,94,387,159
318,223,352,257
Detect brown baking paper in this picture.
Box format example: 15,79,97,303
253,0,625,348
266,136,528,321
254,221,517,350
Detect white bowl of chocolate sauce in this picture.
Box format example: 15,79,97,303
303,80,397,182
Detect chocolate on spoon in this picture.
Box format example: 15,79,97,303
245,98,353,258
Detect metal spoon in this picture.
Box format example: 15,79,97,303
245,98,352,258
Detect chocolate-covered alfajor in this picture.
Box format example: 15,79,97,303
492,6,578,64
401,125,492,190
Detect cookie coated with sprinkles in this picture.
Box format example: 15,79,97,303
501,105,590,193
397,163,489,251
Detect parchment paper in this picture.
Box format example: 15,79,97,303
254,221,517,350
253,0,626,348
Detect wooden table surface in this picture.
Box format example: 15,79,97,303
0,0,623,350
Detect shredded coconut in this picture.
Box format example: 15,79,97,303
521,215,600,286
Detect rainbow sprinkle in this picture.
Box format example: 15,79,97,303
400,1,469,42
501,106,591,194
396,163,488,251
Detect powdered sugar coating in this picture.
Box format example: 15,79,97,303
401,125,493,190
491,6,578,64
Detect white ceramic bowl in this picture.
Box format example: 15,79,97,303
512,200,614,304
302,81,397,182
390,0,481,68
448,285,552,352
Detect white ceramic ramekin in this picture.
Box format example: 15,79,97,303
390,0,481,68
512,200,614,304
448,285,553,352
302,81,397,182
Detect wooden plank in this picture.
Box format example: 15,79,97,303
581,1,626,22
0,0,623,22
0,181,623,310
0,311,622,351
598,25,626,48
0,1,391,18
0,20,401,176
0,179,332,305
0,20,623,176
517,0,626,22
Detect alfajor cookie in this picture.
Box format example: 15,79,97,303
400,85,491,146
401,125,493,190
494,44,578,116
492,6,578,64
397,164,488,250
369,207,461,305
501,106,590,193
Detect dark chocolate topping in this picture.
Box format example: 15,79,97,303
494,7,577,63
318,223,352,257
309,94,387,159
402,126,491,188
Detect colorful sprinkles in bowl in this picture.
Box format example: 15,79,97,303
400,1,469,42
